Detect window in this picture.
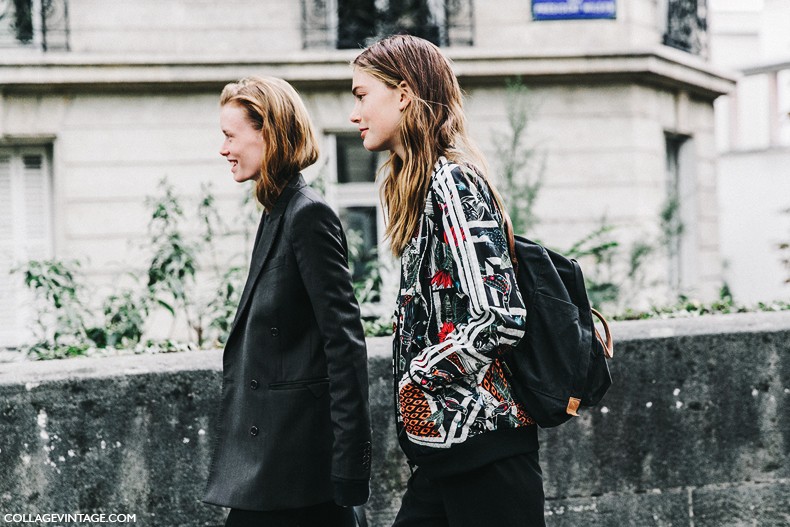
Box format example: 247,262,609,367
326,133,384,294
339,206,379,282
336,135,380,184
661,0,708,56
775,69,790,147
664,133,697,295
302,0,474,49
0,147,54,347
0,0,70,51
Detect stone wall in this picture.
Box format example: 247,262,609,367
1,312,788,526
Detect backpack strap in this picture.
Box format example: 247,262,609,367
591,308,614,359
496,195,614,360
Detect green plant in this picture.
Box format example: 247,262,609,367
145,178,205,343
362,317,393,337
346,229,381,304
143,179,258,347
345,227,395,337
610,284,790,321
562,222,622,307
146,179,198,317
204,266,246,345
196,182,265,346
779,207,790,285
87,289,150,349
11,179,261,358
14,259,92,359
659,192,684,249
494,78,544,236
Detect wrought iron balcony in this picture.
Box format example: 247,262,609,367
302,0,474,49
0,0,70,51
663,0,707,56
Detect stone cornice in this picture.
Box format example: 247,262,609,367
0,46,735,98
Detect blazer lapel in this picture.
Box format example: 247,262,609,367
228,175,306,337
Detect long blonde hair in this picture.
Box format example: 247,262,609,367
220,76,319,210
352,35,504,256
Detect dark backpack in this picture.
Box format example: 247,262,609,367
501,232,614,428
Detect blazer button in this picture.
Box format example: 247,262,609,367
270,327,280,337
250,379,259,390
250,426,259,437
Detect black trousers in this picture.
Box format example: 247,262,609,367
392,451,546,527
224,501,355,527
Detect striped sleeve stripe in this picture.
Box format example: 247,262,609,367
434,166,488,314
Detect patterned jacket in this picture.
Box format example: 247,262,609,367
394,157,534,463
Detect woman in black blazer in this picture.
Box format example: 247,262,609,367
203,76,372,527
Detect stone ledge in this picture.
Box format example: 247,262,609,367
608,310,790,341
0,349,222,386
4,311,788,381
0,46,735,98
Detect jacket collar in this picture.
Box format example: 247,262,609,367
266,173,307,221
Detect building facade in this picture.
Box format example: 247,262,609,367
0,0,732,347
710,0,790,303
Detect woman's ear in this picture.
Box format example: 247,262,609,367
398,80,413,111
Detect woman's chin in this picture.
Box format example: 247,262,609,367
234,172,256,183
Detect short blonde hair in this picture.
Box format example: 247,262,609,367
220,76,319,210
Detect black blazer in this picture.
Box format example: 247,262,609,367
203,174,372,511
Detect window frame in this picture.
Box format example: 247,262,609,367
0,145,54,348
301,0,474,49
323,132,386,287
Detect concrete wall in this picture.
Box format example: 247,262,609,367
1,312,789,526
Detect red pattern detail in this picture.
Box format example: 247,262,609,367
445,352,467,375
438,321,455,342
431,269,453,289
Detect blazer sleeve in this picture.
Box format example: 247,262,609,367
289,194,372,506
408,164,526,393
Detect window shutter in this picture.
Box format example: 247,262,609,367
0,148,53,348
0,154,12,240
22,153,50,261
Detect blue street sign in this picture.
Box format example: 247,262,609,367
532,0,617,21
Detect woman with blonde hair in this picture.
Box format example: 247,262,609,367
204,76,372,527
350,35,545,526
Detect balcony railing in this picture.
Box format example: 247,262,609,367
0,0,70,51
302,0,474,49
663,0,707,56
